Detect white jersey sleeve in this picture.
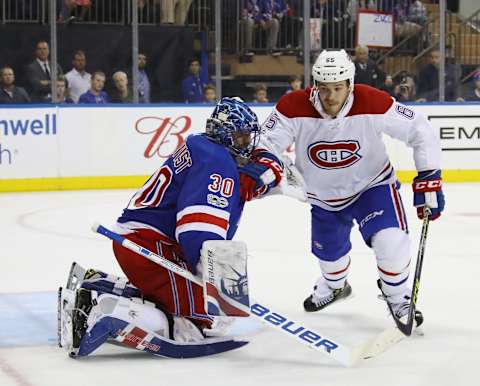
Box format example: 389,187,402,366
259,108,296,156
381,102,442,172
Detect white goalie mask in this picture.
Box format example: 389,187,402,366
310,50,356,115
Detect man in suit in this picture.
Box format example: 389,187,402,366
25,41,63,103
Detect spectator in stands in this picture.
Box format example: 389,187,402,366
253,83,269,103
392,72,417,102
58,0,92,23
242,0,282,56
394,0,423,40
353,45,386,89
110,71,133,103
462,71,480,101
138,53,151,103
285,75,302,94
56,76,74,104
346,0,378,28
416,48,459,102
0,66,31,104
25,40,63,103
64,50,91,103
79,71,109,104
158,0,193,25
181,59,206,103
408,1,428,26
203,84,216,103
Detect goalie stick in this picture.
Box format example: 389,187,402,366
92,222,411,366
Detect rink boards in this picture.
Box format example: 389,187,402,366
0,103,479,192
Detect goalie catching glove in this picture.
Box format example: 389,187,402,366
239,149,284,201
412,169,445,220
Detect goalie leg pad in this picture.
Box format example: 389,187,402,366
200,240,250,317
62,289,248,358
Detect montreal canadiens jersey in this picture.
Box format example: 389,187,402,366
261,84,442,211
116,134,244,269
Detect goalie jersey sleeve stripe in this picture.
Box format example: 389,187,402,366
175,205,230,240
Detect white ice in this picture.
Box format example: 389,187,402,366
1,183,479,386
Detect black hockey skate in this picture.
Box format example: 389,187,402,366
71,288,94,356
303,281,352,312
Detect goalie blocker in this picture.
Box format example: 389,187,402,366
58,240,251,358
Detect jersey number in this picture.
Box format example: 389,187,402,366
131,166,173,208
208,174,234,198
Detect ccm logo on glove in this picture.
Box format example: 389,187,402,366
413,180,442,191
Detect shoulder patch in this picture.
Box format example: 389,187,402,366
395,104,415,120
207,194,229,209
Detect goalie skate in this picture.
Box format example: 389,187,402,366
58,286,95,357
66,262,87,291
57,287,76,354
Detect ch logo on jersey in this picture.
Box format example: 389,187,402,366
308,140,361,169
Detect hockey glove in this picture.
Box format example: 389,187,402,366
239,150,283,201
412,170,445,220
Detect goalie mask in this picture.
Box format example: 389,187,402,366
206,97,260,160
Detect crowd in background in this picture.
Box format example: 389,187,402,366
1,0,479,104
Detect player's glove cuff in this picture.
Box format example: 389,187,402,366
412,170,445,220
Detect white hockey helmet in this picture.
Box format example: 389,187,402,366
311,49,355,88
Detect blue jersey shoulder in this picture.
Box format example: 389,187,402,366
184,134,238,176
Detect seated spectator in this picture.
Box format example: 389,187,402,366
181,59,206,103
353,45,386,89
203,84,216,103
285,75,302,94
253,83,269,103
346,0,378,28
408,1,428,26
56,76,74,104
25,40,63,103
78,71,109,104
241,0,283,56
110,71,133,103
64,50,91,103
416,48,459,102
0,66,31,104
138,53,151,103
159,0,193,25
58,0,92,23
394,0,424,40
462,71,480,101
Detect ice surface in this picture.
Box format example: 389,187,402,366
1,184,479,386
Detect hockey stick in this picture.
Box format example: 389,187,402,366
92,222,406,366
381,208,431,336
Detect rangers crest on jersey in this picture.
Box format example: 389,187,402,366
308,140,362,169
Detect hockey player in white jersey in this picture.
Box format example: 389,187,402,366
240,49,445,326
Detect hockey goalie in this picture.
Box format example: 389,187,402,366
58,97,284,358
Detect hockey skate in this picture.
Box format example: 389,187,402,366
377,279,423,329
303,281,352,312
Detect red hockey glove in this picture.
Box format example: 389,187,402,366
239,150,283,202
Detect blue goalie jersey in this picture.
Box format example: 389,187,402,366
117,134,244,269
